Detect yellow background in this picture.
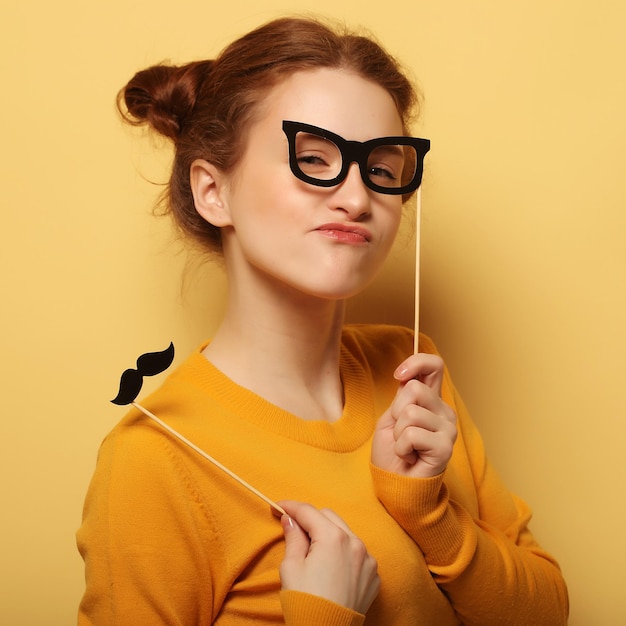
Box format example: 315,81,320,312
2,1,624,624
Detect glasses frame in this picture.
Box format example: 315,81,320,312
282,120,430,196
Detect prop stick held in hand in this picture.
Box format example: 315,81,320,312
130,401,286,515
414,186,422,354
111,343,286,516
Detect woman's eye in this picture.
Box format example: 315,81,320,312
297,153,328,166
368,146,404,184
296,152,337,178
368,165,397,181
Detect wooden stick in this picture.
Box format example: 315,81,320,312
131,401,287,516
414,186,422,354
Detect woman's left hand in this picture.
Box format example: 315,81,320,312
371,353,457,479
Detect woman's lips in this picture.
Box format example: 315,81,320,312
316,223,372,244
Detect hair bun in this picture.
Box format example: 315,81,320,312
119,61,213,140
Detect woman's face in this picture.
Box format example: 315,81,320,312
201,68,406,302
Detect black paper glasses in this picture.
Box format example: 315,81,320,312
282,120,430,196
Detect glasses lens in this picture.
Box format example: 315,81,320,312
294,131,342,181
367,144,417,190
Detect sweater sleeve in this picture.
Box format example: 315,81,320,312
280,591,365,626
370,356,569,624
77,421,223,625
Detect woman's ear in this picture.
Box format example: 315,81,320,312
190,159,233,227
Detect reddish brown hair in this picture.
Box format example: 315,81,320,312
118,16,420,254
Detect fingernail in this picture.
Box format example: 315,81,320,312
281,514,295,529
394,366,409,379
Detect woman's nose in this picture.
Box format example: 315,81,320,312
328,163,371,220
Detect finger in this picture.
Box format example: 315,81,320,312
281,514,311,561
392,403,440,440
280,502,356,544
395,426,440,457
393,399,457,445
395,427,455,471
278,501,339,539
278,500,320,526
393,353,445,395
391,378,447,418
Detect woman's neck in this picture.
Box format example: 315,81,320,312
203,278,347,422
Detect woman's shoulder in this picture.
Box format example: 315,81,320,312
340,324,445,386
341,324,440,356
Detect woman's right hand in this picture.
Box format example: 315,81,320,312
278,501,380,615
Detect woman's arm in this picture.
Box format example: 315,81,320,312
77,423,222,625
371,352,569,625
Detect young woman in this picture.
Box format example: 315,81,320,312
77,16,569,625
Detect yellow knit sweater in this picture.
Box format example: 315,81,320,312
77,325,568,625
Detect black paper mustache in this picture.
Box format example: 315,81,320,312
111,342,175,405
